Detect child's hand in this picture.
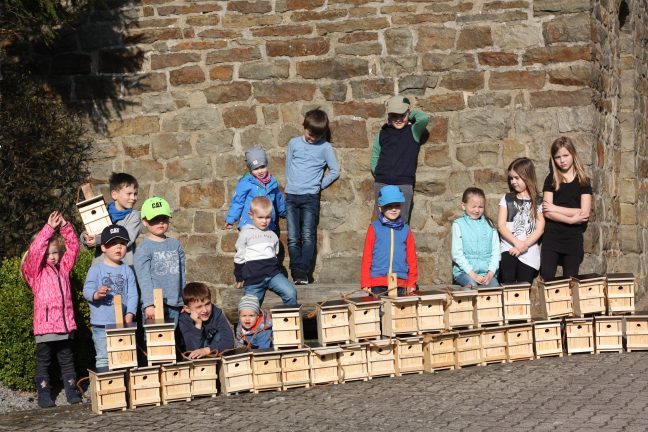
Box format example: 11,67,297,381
468,272,481,286
47,211,62,229
509,247,521,257
124,313,134,325
483,272,494,285
235,281,243,289
512,239,528,255
59,214,68,227
188,347,211,359
542,200,556,213
144,306,156,320
93,285,110,301
361,287,371,292
83,232,96,247
189,309,202,327
225,223,233,230
571,211,589,224
406,286,416,295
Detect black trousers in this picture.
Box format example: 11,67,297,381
499,252,538,284
539,248,582,282
35,339,75,377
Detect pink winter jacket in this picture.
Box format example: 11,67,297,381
22,223,80,336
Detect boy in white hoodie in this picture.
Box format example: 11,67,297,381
234,197,297,306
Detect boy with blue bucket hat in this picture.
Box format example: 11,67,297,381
361,185,418,297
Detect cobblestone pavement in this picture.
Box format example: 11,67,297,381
1,352,647,431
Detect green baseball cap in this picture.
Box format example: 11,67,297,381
141,196,172,220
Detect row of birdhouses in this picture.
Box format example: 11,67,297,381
89,358,218,414
91,314,648,415
538,273,635,320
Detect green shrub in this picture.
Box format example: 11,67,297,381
0,249,94,390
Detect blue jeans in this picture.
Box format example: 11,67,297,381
244,273,297,306
453,272,500,289
91,326,108,372
286,193,320,275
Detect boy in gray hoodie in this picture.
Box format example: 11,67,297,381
134,196,186,324
234,197,297,306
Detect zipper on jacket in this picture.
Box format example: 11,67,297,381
56,269,69,333
45,306,48,322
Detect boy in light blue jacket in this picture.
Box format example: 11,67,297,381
83,225,138,372
285,108,340,285
225,146,286,231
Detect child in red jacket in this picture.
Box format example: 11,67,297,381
361,186,418,296
21,211,81,408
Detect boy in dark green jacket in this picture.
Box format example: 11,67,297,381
371,95,429,223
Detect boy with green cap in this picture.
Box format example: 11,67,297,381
134,196,186,324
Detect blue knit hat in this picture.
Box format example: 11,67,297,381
378,185,405,206
238,295,260,314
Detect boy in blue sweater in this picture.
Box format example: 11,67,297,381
371,96,429,224
285,108,340,285
80,172,141,266
134,196,186,324
225,146,286,231
178,282,235,359
83,225,138,372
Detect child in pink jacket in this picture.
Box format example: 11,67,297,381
21,211,81,408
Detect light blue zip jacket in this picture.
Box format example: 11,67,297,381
285,136,339,195
451,214,500,277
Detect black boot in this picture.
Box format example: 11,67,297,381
34,376,55,408
63,373,82,404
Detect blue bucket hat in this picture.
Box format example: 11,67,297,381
378,185,405,206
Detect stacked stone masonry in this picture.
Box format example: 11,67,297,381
47,0,647,306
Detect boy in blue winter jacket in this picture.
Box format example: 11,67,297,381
83,225,138,372
285,109,339,285
225,146,286,231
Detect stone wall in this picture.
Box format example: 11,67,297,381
589,0,647,291
43,0,646,304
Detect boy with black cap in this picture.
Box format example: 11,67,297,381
134,196,186,323
225,145,286,231
83,224,139,372
361,185,418,297
371,96,429,223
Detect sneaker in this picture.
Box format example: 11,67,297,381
293,270,308,285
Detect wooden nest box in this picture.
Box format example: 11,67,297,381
571,273,606,317
446,288,477,330
345,295,382,342
316,300,351,346
89,369,128,415
219,349,253,396
474,287,504,327
270,304,304,349
105,295,137,371
76,183,112,236
415,290,447,333
501,283,532,324
606,273,635,315
144,289,176,366
127,366,161,409
538,278,573,320
381,296,419,337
